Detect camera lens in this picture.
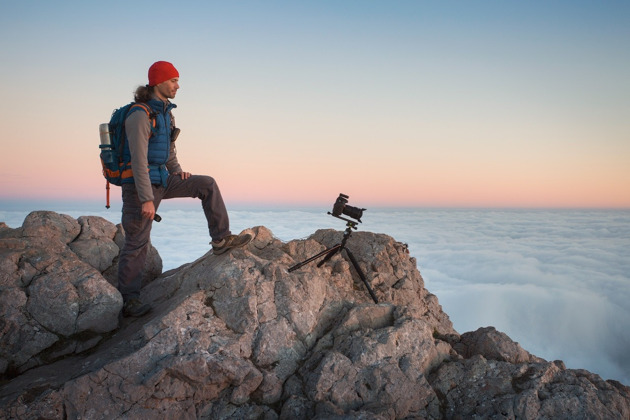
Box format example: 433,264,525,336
342,205,364,221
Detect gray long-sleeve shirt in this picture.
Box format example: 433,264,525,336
125,105,182,203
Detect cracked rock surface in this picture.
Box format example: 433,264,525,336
1,213,629,419
0,211,160,377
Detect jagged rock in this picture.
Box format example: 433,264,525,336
0,215,629,419
69,216,119,272
0,211,161,376
452,326,542,364
20,211,80,245
429,355,630,419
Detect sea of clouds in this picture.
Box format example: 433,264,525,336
1,203,629,385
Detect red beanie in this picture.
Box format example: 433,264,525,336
148,61,179,86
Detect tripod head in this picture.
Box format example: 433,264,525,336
327,212,359,230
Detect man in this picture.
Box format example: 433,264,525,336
118,60,251,317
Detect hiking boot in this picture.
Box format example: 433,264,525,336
212,233,253,255
122,299,151,317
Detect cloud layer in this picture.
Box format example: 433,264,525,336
366,209,630,385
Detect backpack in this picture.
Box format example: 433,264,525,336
99,102,155,208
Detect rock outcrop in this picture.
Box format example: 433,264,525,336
0,212,629,419
0,211,161,376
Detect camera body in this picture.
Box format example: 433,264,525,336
331,193,365,223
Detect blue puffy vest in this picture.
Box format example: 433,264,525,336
122,99,177,187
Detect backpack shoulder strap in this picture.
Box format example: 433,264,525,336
127,103,158,134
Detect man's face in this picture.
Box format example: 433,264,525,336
155,78,179,101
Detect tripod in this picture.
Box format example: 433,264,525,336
288,219,378,303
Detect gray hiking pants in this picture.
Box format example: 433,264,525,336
117,174,231,301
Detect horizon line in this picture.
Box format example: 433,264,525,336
0,197,628,212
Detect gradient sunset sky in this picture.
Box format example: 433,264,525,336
1,1,628,208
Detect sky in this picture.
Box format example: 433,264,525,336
0,0,629,208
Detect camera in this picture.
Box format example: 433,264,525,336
331,193,365,223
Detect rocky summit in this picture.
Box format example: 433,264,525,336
0,211,629,419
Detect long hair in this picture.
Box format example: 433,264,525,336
134,85,154,103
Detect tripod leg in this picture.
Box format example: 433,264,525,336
344,248,378,304
288,244,342,272
316,244,341,267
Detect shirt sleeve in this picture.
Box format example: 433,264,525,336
125,110,154,203
166,140,183,174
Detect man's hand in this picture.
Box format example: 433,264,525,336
141,201,156,220
175,172,191,180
